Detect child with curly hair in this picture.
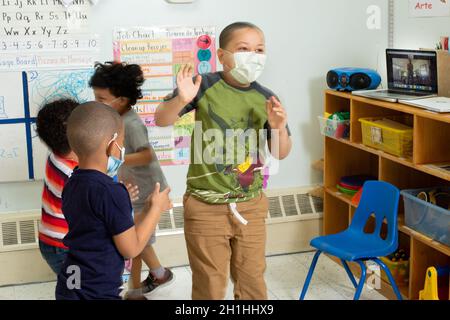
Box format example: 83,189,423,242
36,99,79,275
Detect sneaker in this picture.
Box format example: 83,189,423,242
124,287,147,301
142,268,175,299
124,268,175,300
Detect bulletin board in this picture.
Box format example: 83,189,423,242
113,26,216,166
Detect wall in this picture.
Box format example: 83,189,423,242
394,0,450,49
0,0,389,213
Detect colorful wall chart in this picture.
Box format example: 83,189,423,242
113,26,216,166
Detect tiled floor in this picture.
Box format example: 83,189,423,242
0,252,386,300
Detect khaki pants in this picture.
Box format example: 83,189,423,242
183,192,269,300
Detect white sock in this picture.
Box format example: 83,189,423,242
150,266,166,279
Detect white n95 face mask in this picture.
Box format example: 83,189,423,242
229,52,267,85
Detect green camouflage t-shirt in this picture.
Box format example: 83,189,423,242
167,72,290,204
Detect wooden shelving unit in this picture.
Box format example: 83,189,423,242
322,89,450,300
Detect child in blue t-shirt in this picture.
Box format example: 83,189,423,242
90,62,172,299
55,102,172,300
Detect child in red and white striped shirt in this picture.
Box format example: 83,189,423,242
36,99,79,274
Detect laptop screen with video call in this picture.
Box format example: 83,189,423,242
386,49,438,95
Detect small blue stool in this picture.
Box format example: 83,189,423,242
299,181,403,300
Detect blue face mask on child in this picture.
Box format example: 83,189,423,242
106,133,125,178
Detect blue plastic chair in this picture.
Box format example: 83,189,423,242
299,181,403,300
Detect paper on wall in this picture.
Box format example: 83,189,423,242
0,1,98,70
113,26,217,166
409,0,450,18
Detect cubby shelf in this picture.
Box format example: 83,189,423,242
322,90,450,300
350,94,450,124
325,186,355,207
399,224,450,257
326,131,450,182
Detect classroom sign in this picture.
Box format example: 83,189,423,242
0,0,99,70
409,0,450,18
113,26,216,166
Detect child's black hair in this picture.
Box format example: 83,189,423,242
219,22,263,49
89,62,145,107
36,99,79,156
67,102,123,158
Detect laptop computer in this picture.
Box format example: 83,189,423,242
399,97,450,113
353,49,438,102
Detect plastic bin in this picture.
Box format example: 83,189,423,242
380,256,410,287
318,116,350,139
359,116,413,158
401,187,450,247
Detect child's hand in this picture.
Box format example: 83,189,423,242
266,96,288,131
123,182,140,203
147,183,173,213
176,64,202,105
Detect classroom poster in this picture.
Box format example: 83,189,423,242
113,26,216,166
0,1,99,70
409,0,450,18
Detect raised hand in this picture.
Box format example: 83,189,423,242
176,64,202,105
266,96,288,131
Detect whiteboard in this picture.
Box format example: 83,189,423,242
0,72,25,120
0,123,29,182
27,69,94,117
27,69,94,180
0,69,93,183
0,72,30,183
